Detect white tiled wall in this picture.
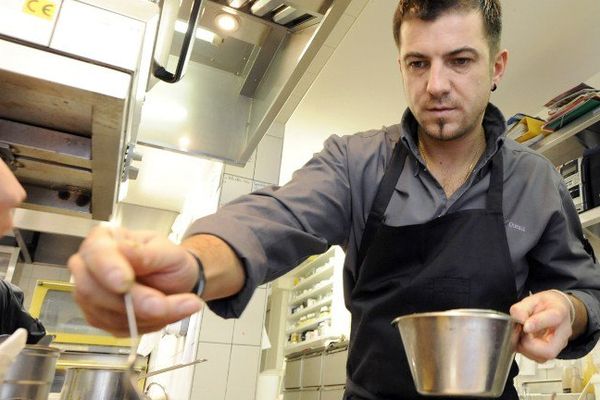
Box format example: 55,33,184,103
192,342,232,400
233,288,267,346
225,345,262,400
192,289,268,400
190,128,283,400
198,307,235,344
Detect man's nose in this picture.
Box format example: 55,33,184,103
426,62,451,98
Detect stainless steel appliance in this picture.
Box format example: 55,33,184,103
559,157,587,213
0,0,357,221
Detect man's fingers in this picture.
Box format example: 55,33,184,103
70,254,127,312
522,308,565,334
517,322,571,363
74,280,203,336
77,227,135,293
510,296,537,324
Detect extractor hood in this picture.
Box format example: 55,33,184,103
136,0,358,165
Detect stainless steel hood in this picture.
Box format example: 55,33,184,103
136,0,355,164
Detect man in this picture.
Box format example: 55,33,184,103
68,0,600,398
0,158,46,344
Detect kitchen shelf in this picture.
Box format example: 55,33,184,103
292,265,334,292
294,251,333,277
284,335,339,355
531,106,600,154
580,206,600,228
289,281,333,307
288,296,333,322
286,315,331,335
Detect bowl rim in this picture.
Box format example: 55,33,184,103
391,308,513,326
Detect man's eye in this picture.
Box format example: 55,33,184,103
408,60,427,69
452,58,471,66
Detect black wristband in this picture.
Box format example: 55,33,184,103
188,250,206,297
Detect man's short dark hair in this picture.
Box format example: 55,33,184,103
393,0,502,55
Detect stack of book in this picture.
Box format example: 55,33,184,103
542,83,600,132
506,113,546,147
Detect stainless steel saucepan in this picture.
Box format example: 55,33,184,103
392,309,521,398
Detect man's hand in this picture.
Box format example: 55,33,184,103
68,226,203,336
510,290,582,363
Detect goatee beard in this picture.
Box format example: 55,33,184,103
437,118,445,134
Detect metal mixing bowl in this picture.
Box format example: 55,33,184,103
392,309,520,398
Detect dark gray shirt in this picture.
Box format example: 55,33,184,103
186,103,600,357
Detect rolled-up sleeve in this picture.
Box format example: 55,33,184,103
527,181,600,358
184,135,353,318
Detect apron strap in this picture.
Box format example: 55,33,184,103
356,141,408,267
486,149,504,214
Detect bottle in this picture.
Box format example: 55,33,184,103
562,363,574,393
583,355,597,393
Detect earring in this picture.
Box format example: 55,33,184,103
491,83,497,92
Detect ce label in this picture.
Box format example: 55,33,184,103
23,0,57,20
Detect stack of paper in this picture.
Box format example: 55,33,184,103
543,83,600,131
506,113,547,146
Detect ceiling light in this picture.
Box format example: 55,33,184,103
227,0,250,8
273,6,304,25
214,13,240,32
174,20,223,46
250,0,283,17
179,137,190,151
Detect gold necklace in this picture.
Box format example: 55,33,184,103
419,138,483,187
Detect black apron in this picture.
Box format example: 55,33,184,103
344,140,519,399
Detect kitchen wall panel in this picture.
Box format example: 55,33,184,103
191,342,232,400
198,307,235,344
225,345,261,400
233,287,267,346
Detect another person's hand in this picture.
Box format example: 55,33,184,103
509,290,574,363
0,160,26,235
68,226,203,336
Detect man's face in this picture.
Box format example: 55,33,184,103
398,10,505,141
0,160,25,235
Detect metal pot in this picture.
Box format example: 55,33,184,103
392,309,521,398
59,367,144,400
0,345,61,400
58,356,206,400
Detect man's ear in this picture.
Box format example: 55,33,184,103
491,49,509,90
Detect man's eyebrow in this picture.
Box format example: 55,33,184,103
402,51,427,61
402,47,480,60
446,46,479,57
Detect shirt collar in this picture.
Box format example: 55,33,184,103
399,102,507,164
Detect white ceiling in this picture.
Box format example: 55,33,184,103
281,0,600,182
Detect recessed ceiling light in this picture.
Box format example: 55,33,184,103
174,20,223,46
179,136,190,150
215,13,240,32
227,0,250,8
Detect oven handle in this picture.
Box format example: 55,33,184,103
153,0,204,83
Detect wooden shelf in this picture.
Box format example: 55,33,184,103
532,107,600,155
289,281,333,307
288,296,332,322
284,335,339,355
292,265,334,292
286,315,331,335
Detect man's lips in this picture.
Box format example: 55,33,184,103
425,107,456,116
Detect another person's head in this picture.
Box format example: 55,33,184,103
0,160,25,235
393,0,507,141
